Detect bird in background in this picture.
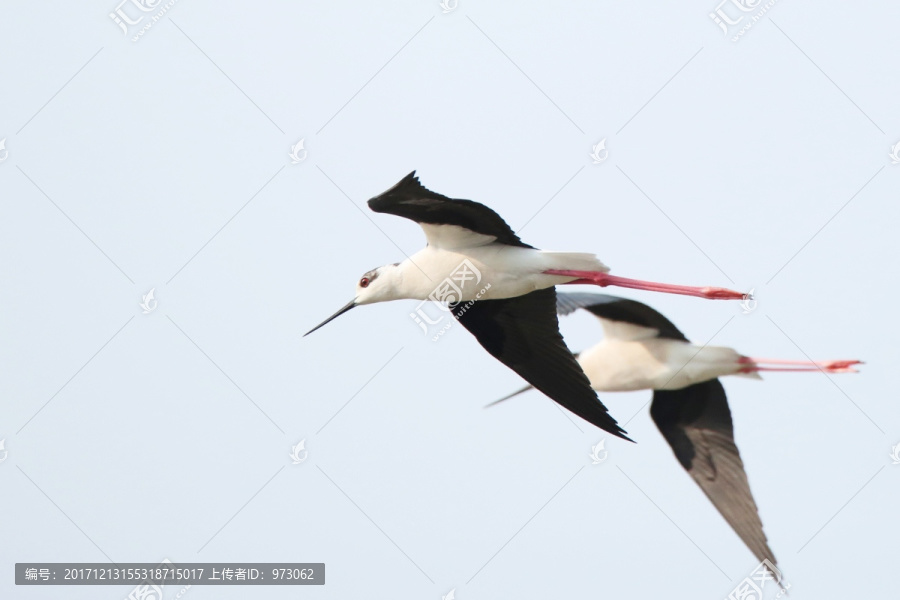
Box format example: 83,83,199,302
305,171,748,441
489,291,862,565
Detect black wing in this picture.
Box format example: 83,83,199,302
556,292,688,342
650,379,775,564
452,288,630,441
367,171,533,248
484,351,582,408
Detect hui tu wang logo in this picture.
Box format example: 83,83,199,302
290,440,308,464
439,0,458,14
409,259,492,341
124,558,191,600
289,139,308,164
590,139,608,164
109,0,181,42
726,559,788,599
740,288,757,314
0,439,7,463
889,141,900,165
890,443,900,465
0,138,8,162
442,589,456,600
709,0,781,42
140,288,158,314
589,440,608,464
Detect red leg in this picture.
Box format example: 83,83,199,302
739,356,862,374
740,366,861,374
544,269,747,301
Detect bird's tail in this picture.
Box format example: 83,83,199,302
540,251,610,273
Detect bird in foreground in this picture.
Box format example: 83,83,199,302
305,171,747,441
489,291,862,565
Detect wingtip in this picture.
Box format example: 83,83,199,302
603,411,633,443
617,430,636,443
397,170,427,193
368,170,423,211
604,421,634,443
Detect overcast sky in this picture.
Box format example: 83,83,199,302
2,1,899,598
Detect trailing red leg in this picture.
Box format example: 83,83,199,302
738,356,862,374
544,269,746,301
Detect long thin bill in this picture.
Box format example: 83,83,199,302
304,300,356,336
484,383,535,408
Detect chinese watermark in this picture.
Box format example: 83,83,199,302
889,442,900,465
409,259,491,341
740,288,757,314
124,558,191,600
709,0,781,43
289,139,308,164
590,139,608,164
589,439,608,464
889,141,900,165
109,0,181,43
725,559,788,600
140,288,158,314
290,440,308,464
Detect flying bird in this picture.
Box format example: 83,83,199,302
306,172,746,440
489,291,862,564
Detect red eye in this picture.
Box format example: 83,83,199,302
360,277,370,288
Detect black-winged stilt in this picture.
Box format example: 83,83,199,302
490,291,862,564
305,172,746,441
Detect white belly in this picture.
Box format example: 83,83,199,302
577,339,747,391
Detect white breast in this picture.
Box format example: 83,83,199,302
577,337,748,392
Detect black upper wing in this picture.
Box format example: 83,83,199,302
556,292,688,342
367,171,533,248
452,288,630,441
650,379,775,564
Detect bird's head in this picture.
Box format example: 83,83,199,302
353,265,401,305
304,264,401,336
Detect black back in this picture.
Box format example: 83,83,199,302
556,292,688,342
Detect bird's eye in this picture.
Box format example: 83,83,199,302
359,277,370,288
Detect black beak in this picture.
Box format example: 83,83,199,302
304,300,356,336
484,383,534,408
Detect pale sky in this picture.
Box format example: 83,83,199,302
2,1,899,598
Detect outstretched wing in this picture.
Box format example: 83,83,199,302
650,379,775,564
555,292,688,342
367,171,534,249
453,288,630,441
